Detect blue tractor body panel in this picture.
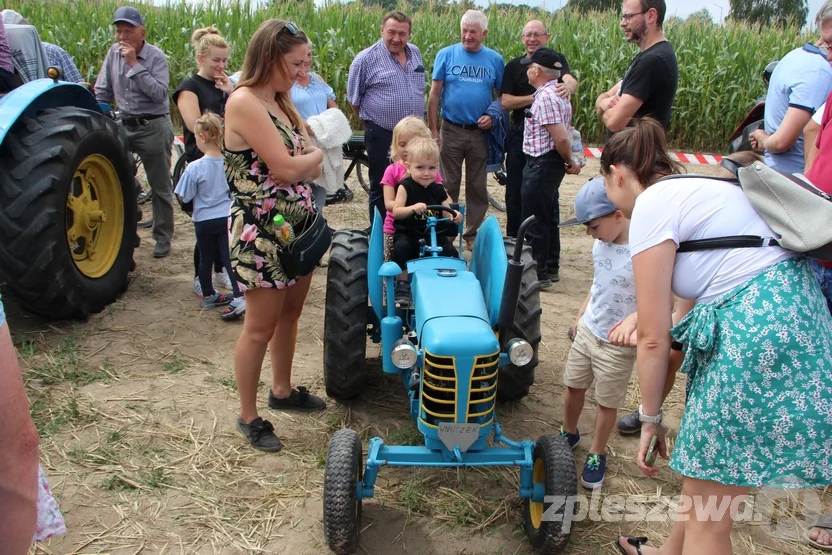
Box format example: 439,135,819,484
0,79,102,146
468,215,508,328
367,209,385,325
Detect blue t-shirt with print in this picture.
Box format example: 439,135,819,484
433,43,504,125
763,44,832,174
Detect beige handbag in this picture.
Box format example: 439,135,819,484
663,159,832,261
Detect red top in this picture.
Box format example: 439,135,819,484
806,90,832,268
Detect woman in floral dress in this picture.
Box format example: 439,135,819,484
222,19,326,452
603,118,832,555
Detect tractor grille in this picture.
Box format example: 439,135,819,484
419,352,498,428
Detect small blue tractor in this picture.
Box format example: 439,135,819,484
0,51,135,319
322,207,578,554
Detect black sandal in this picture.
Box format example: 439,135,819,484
615,536,649,555
268,386,327,412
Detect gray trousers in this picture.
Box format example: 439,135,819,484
120,116,174,244
439,122,489,242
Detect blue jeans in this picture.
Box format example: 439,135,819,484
811,259,832,314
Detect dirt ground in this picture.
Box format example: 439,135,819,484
8,158,828,555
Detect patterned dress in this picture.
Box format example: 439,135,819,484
223,115,316,290
670,258,832,488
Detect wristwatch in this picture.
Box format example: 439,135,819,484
638,404,663,424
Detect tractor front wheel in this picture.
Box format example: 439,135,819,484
524,433,578,554
323,229,369,399
0,108,135,319
323,429,364,555
497,237,542,401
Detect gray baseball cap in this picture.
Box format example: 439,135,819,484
113,6,143,26
559,177,618,227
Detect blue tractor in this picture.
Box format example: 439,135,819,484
0,66,135,319
322,207,578,554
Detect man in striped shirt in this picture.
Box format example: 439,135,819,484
521,48,580,289
347,10,426,226
0,19,16,92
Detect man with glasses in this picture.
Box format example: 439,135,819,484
595,0,677,135
748,0,832,175
501,19,578,240
347,10,426,227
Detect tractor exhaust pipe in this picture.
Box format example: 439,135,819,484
498,215,535,350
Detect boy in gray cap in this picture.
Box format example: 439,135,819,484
557,177,635,490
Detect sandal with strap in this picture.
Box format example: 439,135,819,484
615,536,650,555
804,513,832,551
268,386,327,412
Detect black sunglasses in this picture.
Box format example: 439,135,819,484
278,22,299,38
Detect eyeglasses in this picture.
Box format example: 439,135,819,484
521,32,548,38
278,21,298,39
620,9,649,22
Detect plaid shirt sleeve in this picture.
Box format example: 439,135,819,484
346,51,365,106
44,43,83,83
535,89,568,126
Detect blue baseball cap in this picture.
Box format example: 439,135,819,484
559,177,618,227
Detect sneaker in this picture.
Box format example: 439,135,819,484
221,296,246,321
538,278,553,291
395,280,411,307
193,276,202,297
581,453,607,489
548,271,560,283
213,269,233,290
236,417,283,452
617,409,642,435
560,425,581,450
268,386,327,412
200,292,232,309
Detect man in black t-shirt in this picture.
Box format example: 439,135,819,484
501,19,578,238
595,0,678,136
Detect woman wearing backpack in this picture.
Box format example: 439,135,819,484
605,118,832,555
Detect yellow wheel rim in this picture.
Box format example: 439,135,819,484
529,457,546,530
66,154,124,278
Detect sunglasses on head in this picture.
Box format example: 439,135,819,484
278,21,298,38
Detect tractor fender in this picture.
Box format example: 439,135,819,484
0,79,102,146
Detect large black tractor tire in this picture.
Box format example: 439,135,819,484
0,108,135,320
523,433,579,554
324,230,369,399
323,429,363,555
497,237,542,401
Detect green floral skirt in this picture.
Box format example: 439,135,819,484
670,257,832,487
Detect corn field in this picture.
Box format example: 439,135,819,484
5,0,812,151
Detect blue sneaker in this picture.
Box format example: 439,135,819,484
560,425,581,450
581,453,607,489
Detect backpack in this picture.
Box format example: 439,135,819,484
659,158,832,261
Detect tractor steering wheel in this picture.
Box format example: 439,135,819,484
424,205,457,222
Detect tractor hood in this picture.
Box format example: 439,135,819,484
412,268,498,356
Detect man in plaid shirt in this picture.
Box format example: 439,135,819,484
520,48,580,289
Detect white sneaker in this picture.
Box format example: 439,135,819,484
213,269,233,290
193,276,202,297
221,296,246,321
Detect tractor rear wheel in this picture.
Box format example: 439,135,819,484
323,429,363,555
523,433,578,554
497,237,542,401
0,108,135,319
324,229,369,399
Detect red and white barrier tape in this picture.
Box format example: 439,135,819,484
584,147,723,165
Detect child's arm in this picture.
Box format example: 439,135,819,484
173,165,197,203
440,195,462,224
570,291,591,339
393,186,427,219
380,165,400,212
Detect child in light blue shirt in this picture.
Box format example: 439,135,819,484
175,112,244,318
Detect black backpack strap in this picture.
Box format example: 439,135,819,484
719,157,742,177
677,235,780,253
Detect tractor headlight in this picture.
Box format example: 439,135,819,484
391,339,418,369
507,338,533,366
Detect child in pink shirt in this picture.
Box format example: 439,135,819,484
381,117,443,260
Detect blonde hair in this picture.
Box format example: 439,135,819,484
191,26,228,59
390,116,432,161
404,137,440,165
238,19,307,131
195,111,223,149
